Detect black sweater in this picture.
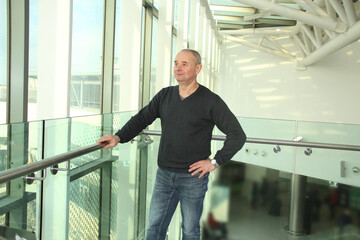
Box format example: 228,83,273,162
115,85,246,173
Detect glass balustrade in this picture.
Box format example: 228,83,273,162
214,117,360,240
0,115,359,240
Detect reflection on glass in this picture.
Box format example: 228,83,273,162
0,0,7,124
28,0,39,121
70,0,104,117
0,124,7,175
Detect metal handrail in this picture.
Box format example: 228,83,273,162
0,143,105,184
1,129,360,185
141,130,360,152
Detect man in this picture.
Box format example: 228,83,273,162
97,49,246,240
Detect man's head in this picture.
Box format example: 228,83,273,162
174,49,202,84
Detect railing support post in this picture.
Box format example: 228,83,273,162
288,174,307,235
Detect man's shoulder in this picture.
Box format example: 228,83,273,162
155,86,177,98
199,85,221,100
163,85,177,91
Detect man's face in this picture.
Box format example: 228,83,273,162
173,51,202,84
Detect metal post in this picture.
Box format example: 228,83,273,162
288,174,307,235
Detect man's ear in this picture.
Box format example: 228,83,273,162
196,64,202,74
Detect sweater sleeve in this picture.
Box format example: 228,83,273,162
115,91,161,143
212,97,246,165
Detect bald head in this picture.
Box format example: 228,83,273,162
179,49,202,65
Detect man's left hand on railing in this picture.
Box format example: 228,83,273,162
97,134,120,150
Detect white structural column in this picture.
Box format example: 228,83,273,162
188,0,201,50
37,3,72,239
114,1,143,239
37,0,72,120
176,0,190,52
156,0,173,90
42,119,71,240
116,0,142,112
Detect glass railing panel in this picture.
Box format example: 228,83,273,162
218,161,360,239
42,117,100,240
0,121,43,239
44,118,71,158
69,114,102,169
25,121,44,236
69,169,101,240
294,176,359,238
297,121,360,145
109,111,138,240
295,121,360,187
222,117,297,173
210,118,295,239
220,162,292,240
0,124,8,199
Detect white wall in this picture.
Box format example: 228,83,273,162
218,39,360,186
219,39,360,125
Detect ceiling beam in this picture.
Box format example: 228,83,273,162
303,19,360,65
232,0,347,33
210,4,255,14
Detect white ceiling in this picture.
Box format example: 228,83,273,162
208,0,360,67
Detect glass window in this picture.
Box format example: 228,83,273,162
28,0,39,121
70,0,104,117
153,0,159,11
173,0,178,29
113,0,121,112
149,16,158,99
0,0,7,124
171,34,177,85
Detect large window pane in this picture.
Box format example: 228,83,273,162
173,0,178,29
0,0,7,124
149,16,158,99
153,0,159,10
28,0,39,121
171,34,177,85
113,1,121,112
70,0,104,117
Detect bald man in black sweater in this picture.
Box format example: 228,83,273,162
97,49,246,240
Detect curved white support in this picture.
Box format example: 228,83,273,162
233,0,347,33
303,20,360,65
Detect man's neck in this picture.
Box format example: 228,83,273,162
178,81,199,99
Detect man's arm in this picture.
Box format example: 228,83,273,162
212,98,247,165
97,89,162,149
189,97,246,178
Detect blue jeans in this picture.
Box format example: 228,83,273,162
146,168,209,240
